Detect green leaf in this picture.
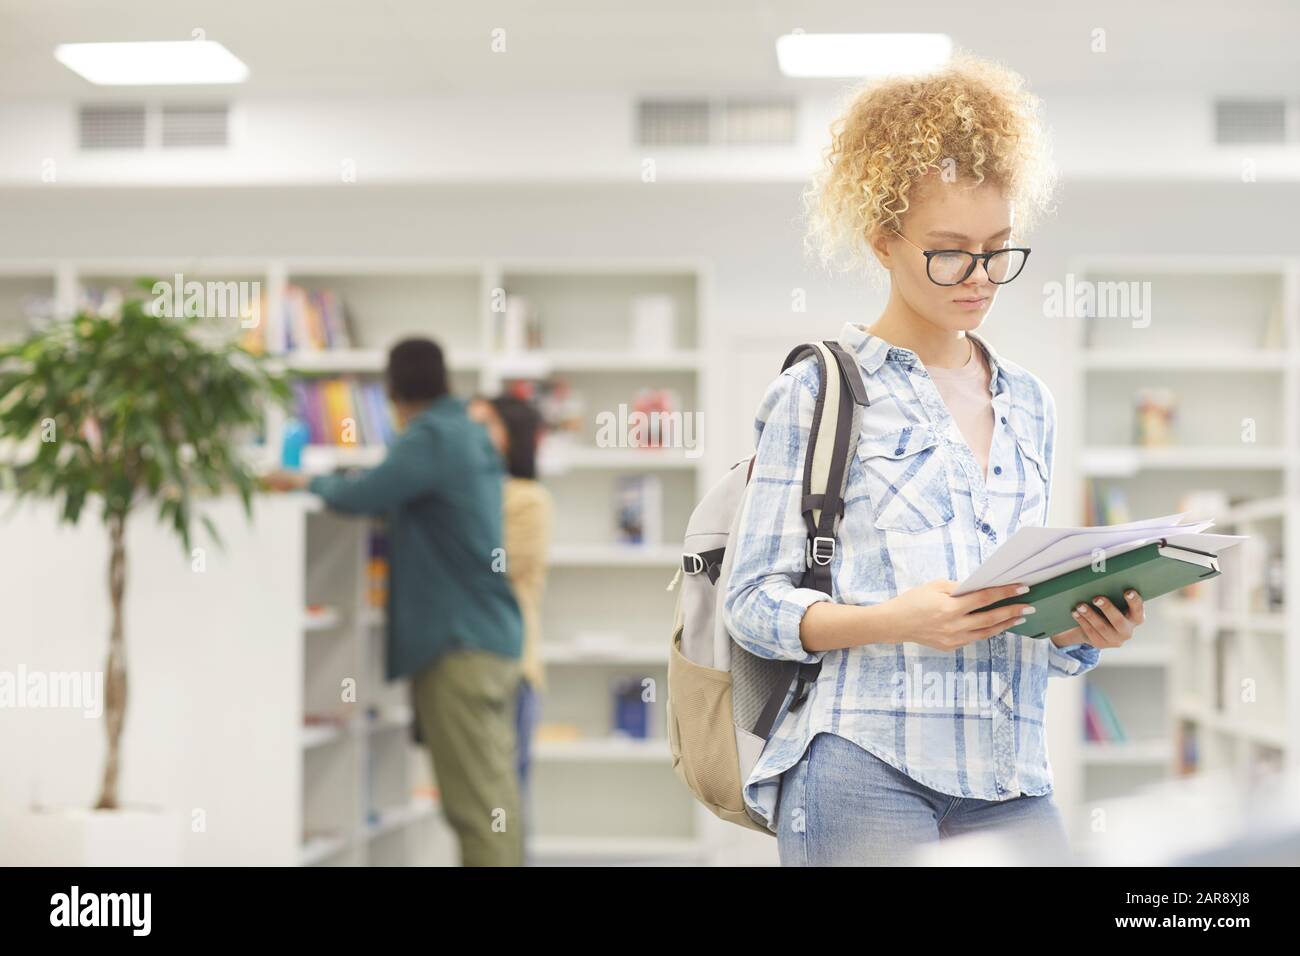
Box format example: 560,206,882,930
200,512,223,548
0,287,288,554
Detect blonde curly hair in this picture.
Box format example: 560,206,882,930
805,51,1057,270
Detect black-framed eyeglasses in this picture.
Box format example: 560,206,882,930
893,230,1031,286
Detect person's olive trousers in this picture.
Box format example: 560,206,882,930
412,649,523,867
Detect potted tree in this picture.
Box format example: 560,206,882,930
0,281,288,862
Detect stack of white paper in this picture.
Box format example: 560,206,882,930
951,512,1249,596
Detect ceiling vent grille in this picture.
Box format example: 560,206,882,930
637,98,796,146
79,104,147,149
161,104,229,147
78,102,230,150
1214,99,1288,144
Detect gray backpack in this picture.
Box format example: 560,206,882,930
666,340,868,833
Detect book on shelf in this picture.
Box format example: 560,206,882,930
1084,683,1127,743
368,530,388,610
535,722,583,743
280,285,353,352
293,377,395,447
495,294,542,352
1177,720,1198,774
1083,479,1132,526
612,678,650,739
615,475,662,545
1134,386,1177,446
303,712,350,728
241,284,355,354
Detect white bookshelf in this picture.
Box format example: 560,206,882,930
535,737,672,762
281,348,486,375
488,260,718,864
1066,255,1300,848
0,492,449,865
299,508,446,866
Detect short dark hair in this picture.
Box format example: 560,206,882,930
386,338,448,403
490,395,543,480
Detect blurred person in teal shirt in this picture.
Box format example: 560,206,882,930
267,338,523,866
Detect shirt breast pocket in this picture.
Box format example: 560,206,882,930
855,424,955,534
1009,425,1050,527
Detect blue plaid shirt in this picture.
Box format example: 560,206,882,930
723,322,1099,832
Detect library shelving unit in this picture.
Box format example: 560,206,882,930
0,256,723,865
272,257,722,863
1066,256,1300,850
482,259,721,865
300,502,444,866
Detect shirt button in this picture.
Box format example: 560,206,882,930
993,465,1002,475
981,522,991,533
1000,416,1007,425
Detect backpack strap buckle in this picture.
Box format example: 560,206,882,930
807,535,835,567
683,547,726,583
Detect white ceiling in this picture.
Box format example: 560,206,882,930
0,0,1297,100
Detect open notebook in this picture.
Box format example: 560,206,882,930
954,513,1248,640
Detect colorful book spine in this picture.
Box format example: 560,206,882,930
1093,685,1127,742
1083,683,1128,743
276,285,354,353
612,679,649,739
1084,699,1107,742
292,377,395,446
615,475,663,545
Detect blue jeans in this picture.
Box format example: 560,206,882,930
775,732,1072,866
515,678,541,858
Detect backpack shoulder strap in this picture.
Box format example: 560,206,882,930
763,340,868,718
780,340,869,595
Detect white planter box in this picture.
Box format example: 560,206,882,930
2,807,184,866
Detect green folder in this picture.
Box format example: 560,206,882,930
981,540,1221,639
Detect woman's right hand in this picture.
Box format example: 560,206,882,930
884,580,1034,651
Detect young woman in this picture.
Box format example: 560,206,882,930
723,53,1146,866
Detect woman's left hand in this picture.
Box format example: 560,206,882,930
1051,589,1144,649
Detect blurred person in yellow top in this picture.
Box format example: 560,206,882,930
468,395,553,849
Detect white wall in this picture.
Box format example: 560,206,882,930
1,91,1297,186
